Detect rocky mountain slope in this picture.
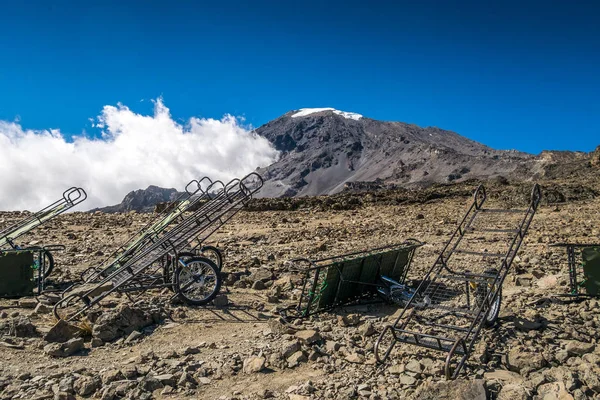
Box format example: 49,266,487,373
92,185,183,213
255,108,597,198
90,111,599,212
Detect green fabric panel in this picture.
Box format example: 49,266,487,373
316,262,341,309
582,247,600,296
391,249,412,281
0,251,36,297
378,250,400,278
358,254,382,286
335,258,365,304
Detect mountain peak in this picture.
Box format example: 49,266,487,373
290,108,363,121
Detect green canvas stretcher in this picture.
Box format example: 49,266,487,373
81,177,213,282
551,243,600,297
0,250,36,297
285,240,423,318
0,187,86,249
582,247,600,296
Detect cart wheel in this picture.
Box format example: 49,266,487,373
474,269,502,326
40,250,54,280
174,257,222,305
198,245,223,271
162,252,197,285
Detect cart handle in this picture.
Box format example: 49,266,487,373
63,187,87,205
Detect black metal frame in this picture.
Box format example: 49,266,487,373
375,184,542,380
550,243,600,298
54,173,263,321
80,177,213,283
0,247,57,297
0,187,86,282
283,239,424,319
0,187,87,250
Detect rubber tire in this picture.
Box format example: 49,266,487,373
475,268,502,327
174,256,222,306
40,250,54,280
198,245,223,271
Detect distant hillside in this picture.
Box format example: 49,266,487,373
91,185,183,213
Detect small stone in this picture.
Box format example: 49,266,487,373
44,320,82,343
564,340,595,355
197,377,211,385
33,303,50,314
252,280,267,290
325,341,341,353
345,353,364,363
124,330,142,343
183,346,201,355
18,298,38,308
91,338,104,348
507,347,546,372
154,374,176,386
405,359,423,373
282,341,301,359
514,317,543,332
414,379,486,400
212,294,229,307
359,322,376,336
388,364,405,374
243,356,266,374
497,383,530,400
400,374,417,386
338,314,361,327
287,351,308,367
100,369,124,385
294,330,321,344
73,376,100,397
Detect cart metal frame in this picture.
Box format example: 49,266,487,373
550,243,600,298
0,187,87,249
375,184,542,379
0,187,86,280
283,240,423,319
54,173,262,321
0,247,60,297
80,177,214,283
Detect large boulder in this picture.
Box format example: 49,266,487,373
0,316,38,337
413,379,487,400
507,346,547,373
44,320,82,343
92,304,164,342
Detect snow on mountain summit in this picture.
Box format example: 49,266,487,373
291,108,363,120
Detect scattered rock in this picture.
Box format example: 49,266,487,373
92,304,162,342
507,346,547,372
213,294,229,307
294,330,321,344
287,351,308,367
345,353,364,363
337,314,361,327
243,356,266,374
252,280,267,290
564,340,595,355
44,320,82,343
124,330,142,343
44,337,85,357
358,322,376,336
413,379,487,400
497,383,530,400
73,376,100,397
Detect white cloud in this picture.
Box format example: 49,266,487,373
0,99,279,211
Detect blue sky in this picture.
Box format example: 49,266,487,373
0,0,598,154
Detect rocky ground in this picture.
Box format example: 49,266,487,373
0,183,599,399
